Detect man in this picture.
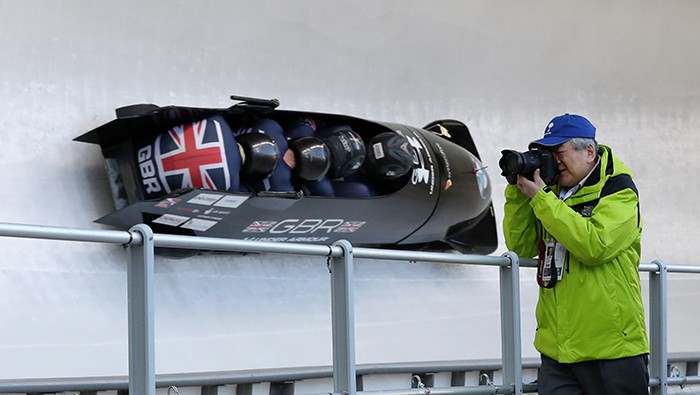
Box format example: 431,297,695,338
503,114,650,394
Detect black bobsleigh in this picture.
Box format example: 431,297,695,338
75,95,497,254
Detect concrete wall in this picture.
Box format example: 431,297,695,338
1,0,699,379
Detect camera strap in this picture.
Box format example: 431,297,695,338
537,239,565,288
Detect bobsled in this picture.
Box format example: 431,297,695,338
75,95,497,254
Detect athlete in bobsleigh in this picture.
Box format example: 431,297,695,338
134,114,414,199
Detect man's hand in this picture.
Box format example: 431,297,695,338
516,169,546,199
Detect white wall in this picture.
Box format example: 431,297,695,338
1,0,699,379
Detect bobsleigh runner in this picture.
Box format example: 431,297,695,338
75,95,497,254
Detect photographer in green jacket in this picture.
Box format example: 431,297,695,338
501,114,649,394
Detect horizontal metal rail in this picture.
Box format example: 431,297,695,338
0,354,698,394
153,233,514,266
1,222,700,395
0,221,135,244
0,360,542,393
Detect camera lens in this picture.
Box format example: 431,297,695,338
505,153,525,175
500,147,558,184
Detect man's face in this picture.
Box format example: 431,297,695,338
551,141,596,187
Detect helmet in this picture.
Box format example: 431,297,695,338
320,126,365,179
364,132,414,180
236,132,280,180
285,117,317,139
288,136,331,182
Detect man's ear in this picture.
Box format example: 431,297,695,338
587,144,596,163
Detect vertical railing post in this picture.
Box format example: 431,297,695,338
330,240,356,395
500,252,523,395
649,260,668,395
127,224,156,395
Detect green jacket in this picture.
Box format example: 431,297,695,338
503,145,649,363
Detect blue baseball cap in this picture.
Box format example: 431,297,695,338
530,114,596,147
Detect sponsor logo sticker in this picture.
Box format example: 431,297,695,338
213,195,248,208
403,130,435,195
473,158,489,199
187,193,223,206
241,219,365,234
204,208,230,215
155,198,181,208
333,221,366,232
242,236,331,243
434,142,453,191
152,214,190,227
181,218,218,231
242,221,277,233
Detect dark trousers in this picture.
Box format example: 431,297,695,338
538,353,649,395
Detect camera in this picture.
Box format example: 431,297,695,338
498,146,558,185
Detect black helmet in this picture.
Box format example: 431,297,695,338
364,132,414,180
320,126,365,179
236,132,280,180
288,136,331,182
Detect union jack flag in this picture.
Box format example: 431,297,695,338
333,221,366,233
242,221,277,233
139,115,241,199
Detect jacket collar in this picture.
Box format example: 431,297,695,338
559,156,601,201
582,147,613,188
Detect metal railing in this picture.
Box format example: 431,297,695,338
0,221,699,395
